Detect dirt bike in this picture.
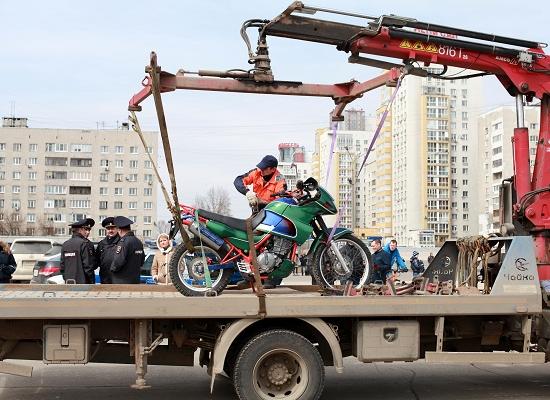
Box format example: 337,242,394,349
168,177,372,296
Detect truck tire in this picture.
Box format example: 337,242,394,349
169,243,233,296
311,233,373,290
233,329,324,400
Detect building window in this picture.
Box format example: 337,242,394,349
99,187,108,195
12,171,21,180
128,188,137,196
115,174,123,182
0,171,4,180
129,216,137,223
127,173,138,182
100,145,109,153
45,171,68,180
463,225,470,232
71,144,92,153
69,200,91,208
143,216,152,224
28,157,38,165
114,188,123,196
98,228,106,236
130,146,138,154
70,158,93,167
128,201,137,209
144,174,153,182
115,160,124,168
69,186,91,195
129,160,138,169
0,157,4,165
0,185,4,194
144,160,152,169
45,157,68,166
28,200,36,209
45,143,68,152
115,146,124,154
0,143,5,151
29,143,38,152
144,202,153,210
100,173,109,182
99,201,108,210
70,171,92,181
114,201,123,209
71,213,88,223
13,157,21,165
146,146,153,154
28,186,36,193
143,230,152,238
100,159,109,167
45,185,67,194
12,185,21,193
12,200,21,210
27,214,36,223
144,188,152,196
13,143,22,152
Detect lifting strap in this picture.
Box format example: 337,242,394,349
246,217,267,318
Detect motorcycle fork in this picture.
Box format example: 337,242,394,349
314,217,351,275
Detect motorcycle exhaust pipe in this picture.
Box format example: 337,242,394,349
188,224,227,252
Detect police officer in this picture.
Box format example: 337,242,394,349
234,155,287,211
60,218,96,284
110,216,144,284
96,217,120,284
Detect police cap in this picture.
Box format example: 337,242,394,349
101,217,116,228
113,216,133,229
69,218,95,229
256,155,278,170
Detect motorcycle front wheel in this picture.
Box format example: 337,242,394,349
310,233,372,290
169,243,233,296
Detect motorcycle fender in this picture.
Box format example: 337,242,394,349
309,227,352,255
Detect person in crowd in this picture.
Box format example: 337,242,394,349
410,251,425,278
428,252,435,265
151,233,173,284
383,239,407,272
96,217,120,284
0,241,16,284
61,218,96,284
111,216,145,284
370,239,392,283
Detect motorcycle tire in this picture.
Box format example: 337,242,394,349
169,243,233,297
310,233,372,291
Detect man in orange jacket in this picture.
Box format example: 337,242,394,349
234,155,287,210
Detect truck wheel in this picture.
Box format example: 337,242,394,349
233,330,324,400
311,233,373,290
169,243,232,296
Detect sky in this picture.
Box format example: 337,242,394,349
1,1,548,220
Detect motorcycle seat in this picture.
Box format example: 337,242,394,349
198,209,248,231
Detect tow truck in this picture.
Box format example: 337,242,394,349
1,3,550,399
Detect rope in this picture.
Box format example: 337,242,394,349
246,218,267,318
455,236,492,293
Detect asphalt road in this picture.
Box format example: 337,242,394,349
1,358,549,400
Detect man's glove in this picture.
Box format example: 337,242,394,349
246,191,258,206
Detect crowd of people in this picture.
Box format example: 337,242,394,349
370,238,428,283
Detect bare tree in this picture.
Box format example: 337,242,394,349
154,220,171,234
37,217,55,236
0,212,24,236
194,186,232,216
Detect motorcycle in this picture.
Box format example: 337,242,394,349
168,177,372,296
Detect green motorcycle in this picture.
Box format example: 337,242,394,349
169,177,372,296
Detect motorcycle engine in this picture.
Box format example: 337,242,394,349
256,237,294,274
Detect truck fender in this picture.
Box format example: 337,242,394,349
209,317,343,392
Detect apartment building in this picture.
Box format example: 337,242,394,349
277,143,312,192
477,106,540,234
383,67,483,246
0,118,158,240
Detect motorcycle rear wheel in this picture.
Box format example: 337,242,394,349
169,243,233,296
310,233,372,291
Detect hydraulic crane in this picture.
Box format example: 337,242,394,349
129,2,550,290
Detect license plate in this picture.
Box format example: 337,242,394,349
33,270,39,277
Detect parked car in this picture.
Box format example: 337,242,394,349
30,249,156,284
11,239,59,282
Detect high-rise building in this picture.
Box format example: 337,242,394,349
0,119,158,240
313,112,376,235
477,105,540,234
374,67,483,246
277,143,312,191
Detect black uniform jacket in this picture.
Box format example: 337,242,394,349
96,234,120,284
61,233,96,284
110,231,144,284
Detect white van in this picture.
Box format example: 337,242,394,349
10,239,59,282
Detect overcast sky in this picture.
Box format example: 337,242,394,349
1,1,548,219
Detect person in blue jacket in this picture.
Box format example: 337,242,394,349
383,239,408,272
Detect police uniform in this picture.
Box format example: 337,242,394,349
60,218,96,284
96,217,120,284
110,216,145,284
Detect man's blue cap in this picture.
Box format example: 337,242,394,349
257,155,278,170
113,216,134,228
